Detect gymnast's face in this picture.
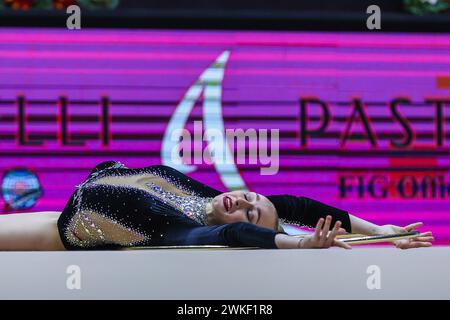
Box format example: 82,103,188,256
209,191,277,229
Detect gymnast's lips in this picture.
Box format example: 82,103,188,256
223,196,232,212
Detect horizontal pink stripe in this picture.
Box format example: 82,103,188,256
2,50,450,64
1,29,450,48
0,67,446,77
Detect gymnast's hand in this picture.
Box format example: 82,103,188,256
377,222,434,249
298,216,352,249
275,215,351,249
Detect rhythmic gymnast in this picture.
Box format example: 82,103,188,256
0,161,434,251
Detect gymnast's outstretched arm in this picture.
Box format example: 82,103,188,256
162,217,351,249
268,195,434,248
267,195,352,231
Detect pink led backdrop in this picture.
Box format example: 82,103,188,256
0,28,449,243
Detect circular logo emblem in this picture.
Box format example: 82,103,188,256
1,169,42,211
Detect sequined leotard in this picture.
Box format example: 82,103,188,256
57,161,351,250
57,161,277,249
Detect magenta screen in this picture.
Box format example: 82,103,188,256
1,28,449,244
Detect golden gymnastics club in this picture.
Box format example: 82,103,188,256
123,231,420,250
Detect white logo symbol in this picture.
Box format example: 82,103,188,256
162,50,247,190
66,265,82,290
366,265,381,290
66,5,81,30
366,5,381,30
162,50,280,188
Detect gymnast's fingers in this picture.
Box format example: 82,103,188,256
333,239,352,250
410,232,433,242
414,242,433,248
396,241,432,249
320,216,332,244
326,220,342,247
404,222,423,231
313,218,324,240
414,236,434,242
